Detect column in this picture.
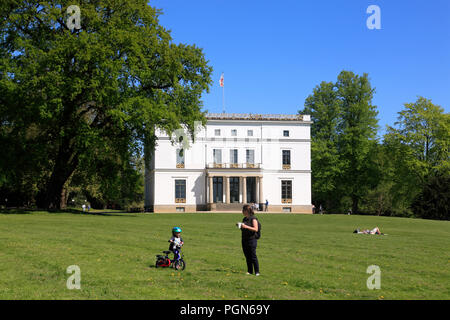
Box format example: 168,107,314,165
208,176,213,204
258,176,264,206
242,177,247,204
225,176,230,204
256,178,260,204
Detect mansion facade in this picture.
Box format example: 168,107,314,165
144,113,312,213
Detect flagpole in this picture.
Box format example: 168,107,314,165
221,72,225,113
222,82,225,114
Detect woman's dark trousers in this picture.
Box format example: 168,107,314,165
242,239,259,274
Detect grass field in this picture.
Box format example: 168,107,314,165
0,211,449,300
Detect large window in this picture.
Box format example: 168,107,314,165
282,150,291,169
213,149,222,167
246,149,255,167
231,129,237,136
247,130,253,137
175,180,186,203
214,129,221,136
176,149,185,168
281,180,292,204
230,149,238,167
283,130,290,137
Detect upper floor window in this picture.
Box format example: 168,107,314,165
283,130,290,137
213,149,222,164
176,149,185,168
246,149,255,166
282,150,291,169
215,129,221,136
230,149,238,167
231,129,237,136
247,130,254,137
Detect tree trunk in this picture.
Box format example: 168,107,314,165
352,196,359,215
37,140,79,210
60,187,68,209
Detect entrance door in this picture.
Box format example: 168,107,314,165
246,177,256,203
229,177,240,203
213,177,223,203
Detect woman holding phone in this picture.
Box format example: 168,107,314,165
238,204,260,276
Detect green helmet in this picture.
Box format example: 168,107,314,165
172,227,182,233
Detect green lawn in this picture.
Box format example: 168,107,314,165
0,211,449,300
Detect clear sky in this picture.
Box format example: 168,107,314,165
151,0,450,135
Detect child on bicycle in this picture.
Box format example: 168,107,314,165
169,227,184,261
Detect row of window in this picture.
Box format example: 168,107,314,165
176,149,292,167
213,129,290,137
173,179,293,202
212,149,256,165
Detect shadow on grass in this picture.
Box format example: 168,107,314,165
0,208,138,217
0,208,34,215
56,208,139,217
148,264,184,272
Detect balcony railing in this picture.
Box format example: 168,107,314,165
282,164,291,170
176,163,185,169
282,199,293,204
175,198,186,203
207,163,262,169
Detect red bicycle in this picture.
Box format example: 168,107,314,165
155,248,186,270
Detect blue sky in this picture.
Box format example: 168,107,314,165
151,0,450,135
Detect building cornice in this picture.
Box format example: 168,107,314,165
206,113,311,122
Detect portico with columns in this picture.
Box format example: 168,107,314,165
206,173,264,210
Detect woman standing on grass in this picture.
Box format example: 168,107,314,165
239,204,260,276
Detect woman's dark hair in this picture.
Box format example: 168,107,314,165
242,204,255,216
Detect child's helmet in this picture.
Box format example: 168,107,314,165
172,227,182,233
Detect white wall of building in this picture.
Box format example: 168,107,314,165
147,117,312,211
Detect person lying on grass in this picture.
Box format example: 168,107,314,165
353,227,384,235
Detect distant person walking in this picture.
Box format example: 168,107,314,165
319,204,323,215
265,199,269,212
238,204,260,276
82,204,86,212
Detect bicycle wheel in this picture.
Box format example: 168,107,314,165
174,259,185,271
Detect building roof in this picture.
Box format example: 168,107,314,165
206,113,308,121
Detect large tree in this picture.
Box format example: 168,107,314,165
335,71,379,214
383,97,449,214
301,81,342,211
0,1,212,209
301,71,379,213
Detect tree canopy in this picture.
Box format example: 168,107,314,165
302,73,449,219
301,71,379,214
0,0,212,209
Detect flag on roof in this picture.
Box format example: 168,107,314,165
219,73,224,87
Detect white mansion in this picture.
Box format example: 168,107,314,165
144,113,312,213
